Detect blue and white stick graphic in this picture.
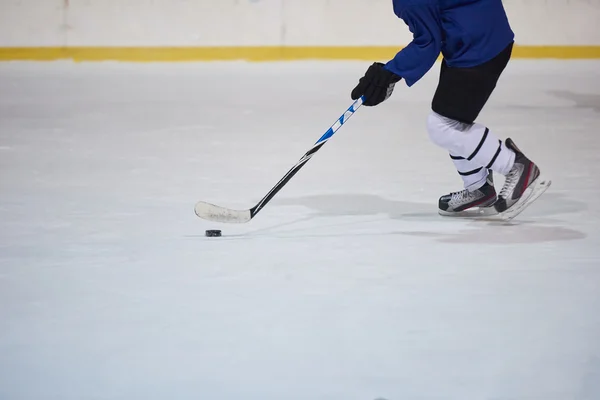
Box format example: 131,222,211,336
195,96,365,223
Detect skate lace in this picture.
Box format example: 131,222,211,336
499,167,520,199
450,189,476,204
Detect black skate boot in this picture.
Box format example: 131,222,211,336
493,138,545,216
439,170,497,216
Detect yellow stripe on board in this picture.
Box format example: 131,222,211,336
0,47,397,62
511,46,600,59
1,46,599,62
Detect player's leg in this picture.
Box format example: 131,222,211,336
427,42,543,216
430,110,512,215
429,44,513,214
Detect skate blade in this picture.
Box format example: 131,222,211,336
498,175,552,221
439,206,499,218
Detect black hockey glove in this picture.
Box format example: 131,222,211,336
351,62,402,106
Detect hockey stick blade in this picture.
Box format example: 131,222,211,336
194,201,252,223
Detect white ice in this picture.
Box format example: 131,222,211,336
1,60,600,400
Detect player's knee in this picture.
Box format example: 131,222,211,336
427,111,472,149
427,111,451,148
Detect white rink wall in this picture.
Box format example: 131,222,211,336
1,0,600,47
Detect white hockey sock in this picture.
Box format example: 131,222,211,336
427,111,515,178
450,156,489,191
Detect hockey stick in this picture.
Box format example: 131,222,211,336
194,96,365,223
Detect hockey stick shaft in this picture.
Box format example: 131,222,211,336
248,96,364,219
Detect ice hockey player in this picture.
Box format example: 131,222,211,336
350,0,548,218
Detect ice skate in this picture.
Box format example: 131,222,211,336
493,138,551,220
439,170,497,217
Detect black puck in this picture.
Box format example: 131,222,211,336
205,230,222,237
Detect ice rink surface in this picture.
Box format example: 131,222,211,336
1,59,600,400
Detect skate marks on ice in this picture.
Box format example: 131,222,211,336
266,192,587,244
513,191,588,218
276,193,434,220
579,356,600,400
431,221,585,245
503,90,600,113
547,90,600,113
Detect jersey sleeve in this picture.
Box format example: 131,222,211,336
384,4,442,87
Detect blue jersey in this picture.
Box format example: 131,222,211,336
385,0,514,86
